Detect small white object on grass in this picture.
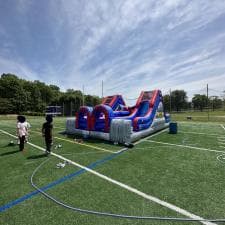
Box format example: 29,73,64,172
56,162,66,168
54,144,62,150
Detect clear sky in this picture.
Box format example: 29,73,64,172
0,0,225,102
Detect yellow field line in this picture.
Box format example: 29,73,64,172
31,130,116,153
54,136,115,153
30,129,114,153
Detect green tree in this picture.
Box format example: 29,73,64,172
209,96,222,111
162,94,170,112
0,74,28,113
192,94,208,111
171,90,188,112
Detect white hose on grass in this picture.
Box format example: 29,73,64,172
30,158,225,223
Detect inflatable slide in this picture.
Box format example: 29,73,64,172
67,90,170,144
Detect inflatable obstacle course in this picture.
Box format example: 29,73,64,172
66,90,170,143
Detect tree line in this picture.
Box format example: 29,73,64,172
163,90,224,112
0,73,101,115
0,73,224,115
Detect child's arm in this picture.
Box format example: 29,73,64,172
41,124,45,137
16,123,20,136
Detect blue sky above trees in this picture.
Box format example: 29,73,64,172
0,0,225,103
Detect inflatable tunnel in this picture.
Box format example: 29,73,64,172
75,106,93,130
90,104,114,132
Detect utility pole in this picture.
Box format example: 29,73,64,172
223,91,225,111
70,100,72,117
207,84,209,121
101,80,104,99
82,85,85,106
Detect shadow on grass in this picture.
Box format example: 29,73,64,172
0,149,20,156
27,154,47,159
65,134,124,147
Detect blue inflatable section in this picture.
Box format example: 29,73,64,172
111,96,126,111
92,105,114,132
134,93,162,131
76,106,93,130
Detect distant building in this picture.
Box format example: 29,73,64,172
45,106,62,116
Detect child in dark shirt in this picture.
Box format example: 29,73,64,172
42,115,53,154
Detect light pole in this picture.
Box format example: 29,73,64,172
223,91,225,111
82,85,85,106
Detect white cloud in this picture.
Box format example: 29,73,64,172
0,57,39,81
1,0,225,101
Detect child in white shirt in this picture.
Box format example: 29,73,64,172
17,116,28,151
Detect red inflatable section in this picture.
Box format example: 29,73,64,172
90,105,110,132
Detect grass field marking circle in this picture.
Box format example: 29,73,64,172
217,154,225,164
145,140,225,154
0,129,215,224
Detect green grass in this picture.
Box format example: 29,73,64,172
1,116,225,225
171,110,225,123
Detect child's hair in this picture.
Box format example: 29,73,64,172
17,115,26,123
46,115,53,123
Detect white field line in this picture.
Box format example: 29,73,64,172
218,137,225,140
179,121,221,126
217,137,225,139
61,152,105,156
24,161,39,165
218,142,225,145
145,140,225,154
220,125,225,131
0,129,216,225
114,128,169,153
54,126,65,130
179,131,219,136
136,128,169,144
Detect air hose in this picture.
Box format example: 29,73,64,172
30,158,225,223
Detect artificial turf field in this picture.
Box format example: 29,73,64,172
0,116,225,225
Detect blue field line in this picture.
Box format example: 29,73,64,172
0,149,125,213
